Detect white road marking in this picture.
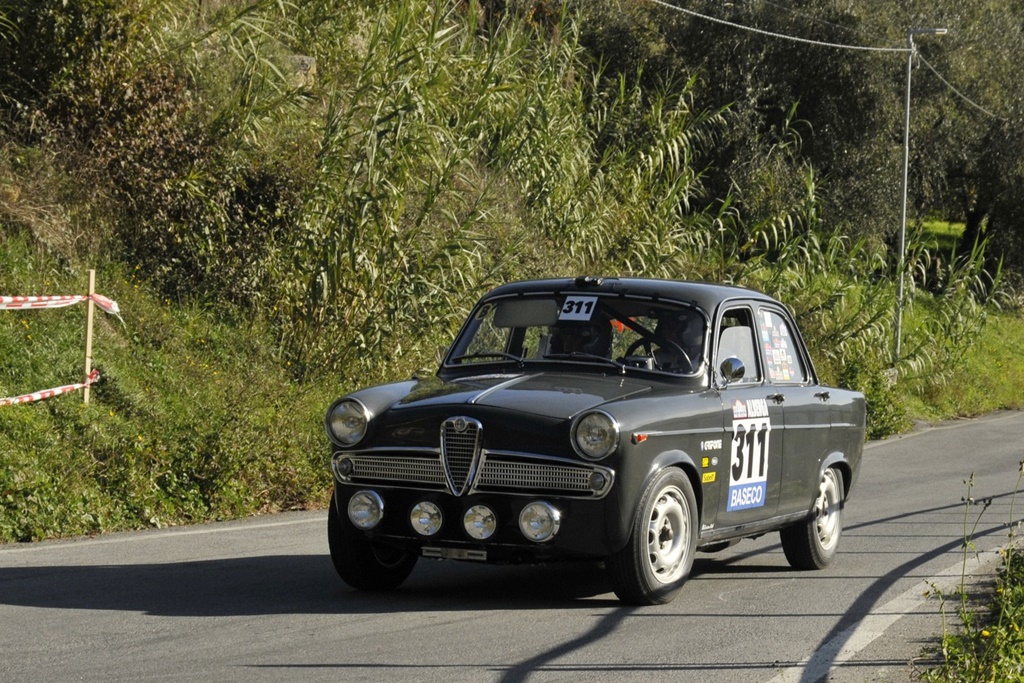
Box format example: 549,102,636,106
0,512,327,554
764,548,1001,683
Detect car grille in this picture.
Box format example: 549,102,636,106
333,451,613,499
476,459,596,493
440,417,482,496
347,455,447,486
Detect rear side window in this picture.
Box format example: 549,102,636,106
757,308,807,384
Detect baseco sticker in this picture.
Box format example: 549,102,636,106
559,296,598,321
727,398,772,511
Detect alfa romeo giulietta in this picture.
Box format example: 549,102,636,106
325,277,866,604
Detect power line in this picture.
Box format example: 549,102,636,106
642,0,909,53
917,53,1006,122
642,0,1012,125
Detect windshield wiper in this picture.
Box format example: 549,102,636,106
542,352,626,374
451,352,525,367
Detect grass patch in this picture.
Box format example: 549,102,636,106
923,219,965,256
903,312,1024,422
0,234,336,541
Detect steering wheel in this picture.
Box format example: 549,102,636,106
625,337,653,357
657,338,693,371
625,336,692,370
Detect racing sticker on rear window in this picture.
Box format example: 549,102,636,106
559,296,598,321
727,398,772,511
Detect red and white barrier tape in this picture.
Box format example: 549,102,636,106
1,291,122,405
0,369,101,407
0,293,121,319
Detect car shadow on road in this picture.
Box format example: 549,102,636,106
0,553,634,616
0,541,798,618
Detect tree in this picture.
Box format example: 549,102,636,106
571,0,1024,279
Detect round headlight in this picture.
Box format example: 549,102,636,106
328,399,370,447
347,490,384,530
572,411,619,460
519,501,561,543
463,505,497,540
410,502,443,536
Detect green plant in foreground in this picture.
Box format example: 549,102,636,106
921,464,1024,682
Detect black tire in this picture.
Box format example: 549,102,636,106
327,489,417,591
780,467,844,570
606,469,698,605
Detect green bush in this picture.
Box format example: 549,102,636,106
840,357,911,440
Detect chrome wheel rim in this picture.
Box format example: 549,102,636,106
815,470,841,552
646,485,689,584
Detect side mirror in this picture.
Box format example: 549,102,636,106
719,356,745,385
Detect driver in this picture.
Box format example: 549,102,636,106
549,322,612,357
654,311,704,373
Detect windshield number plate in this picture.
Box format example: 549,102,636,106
560,296,598,321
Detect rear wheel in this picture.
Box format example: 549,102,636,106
327,489,417,591
606,469,697,605
780,467,844,570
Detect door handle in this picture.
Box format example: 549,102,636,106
814,391,831,402
767,393,785,404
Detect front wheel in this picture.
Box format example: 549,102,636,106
780,466,844,570
327,489,417,591
606,469,698,605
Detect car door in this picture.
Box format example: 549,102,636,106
754,305,833,516
714,304,785,527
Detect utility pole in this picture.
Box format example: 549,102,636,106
894,27,948,367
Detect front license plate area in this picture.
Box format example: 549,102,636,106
422,547,487,561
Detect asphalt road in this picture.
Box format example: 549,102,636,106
2,411,1023,683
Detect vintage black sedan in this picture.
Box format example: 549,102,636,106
325,277,866,604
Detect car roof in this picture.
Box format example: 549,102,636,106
480,277,780,314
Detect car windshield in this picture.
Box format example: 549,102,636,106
447,293,706,374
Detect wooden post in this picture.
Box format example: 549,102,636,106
84,269,96,404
